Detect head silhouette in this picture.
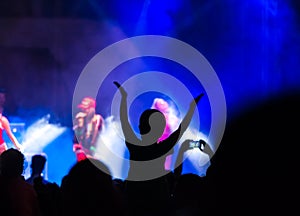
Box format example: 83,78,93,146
0,149,25,177
61,158,121,216
31,154,47,175
138,109,166,142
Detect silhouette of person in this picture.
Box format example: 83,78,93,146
72,97,105,161
60,158,123,216
26,154,49,185
0,148,40,216
173,139,213,180
0,88,23,154
26,154,61,216
169,139,214,215
114,81,204,215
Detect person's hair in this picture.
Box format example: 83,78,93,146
0,149,25,177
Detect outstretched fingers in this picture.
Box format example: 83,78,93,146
113,81,121,88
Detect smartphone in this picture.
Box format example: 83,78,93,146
189,140,200,148
189,140,206,150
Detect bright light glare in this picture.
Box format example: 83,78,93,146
21,115,67,153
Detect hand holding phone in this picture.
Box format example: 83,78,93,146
189,140,206,150
189,140,199,149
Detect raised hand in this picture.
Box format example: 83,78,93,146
195,93,204,103
113,81,121,88
199,140,214,159
113,81,127,97
180,139,193,152
190,93,204,107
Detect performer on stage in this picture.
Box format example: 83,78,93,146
72,97,105,161
0,88,23,154
151,98,180,171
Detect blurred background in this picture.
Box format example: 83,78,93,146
1,0,299,185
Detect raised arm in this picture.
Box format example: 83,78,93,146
169,93,204,142
173,139,191,178
113,81,140,144
1,116,22,151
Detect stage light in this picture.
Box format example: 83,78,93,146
21,114,67,153
94,116,129,180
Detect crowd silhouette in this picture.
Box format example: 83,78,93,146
0,87,299,216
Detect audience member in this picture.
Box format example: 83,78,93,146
114,81,204,215
26,154,49,185
26,154,61,216
60,158,123,216
0,149,40,216
171,139,215,215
